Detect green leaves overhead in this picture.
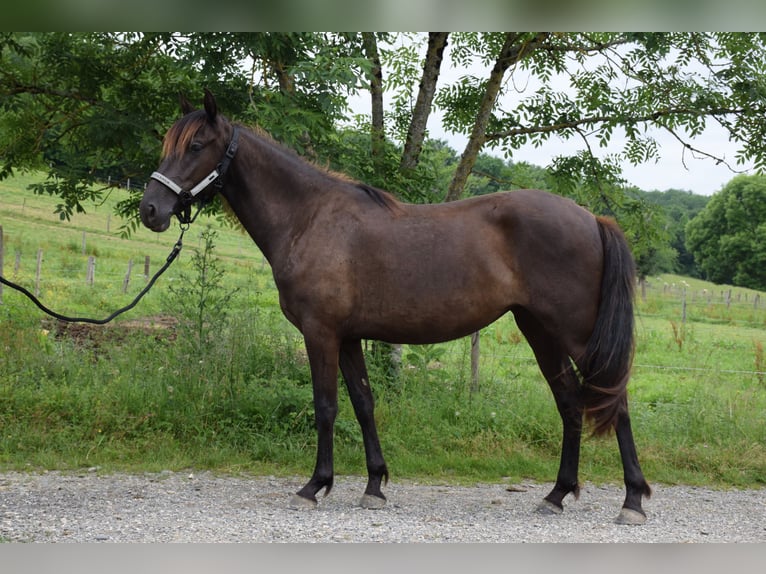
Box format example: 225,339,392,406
3,32,766,284
1,33,200,220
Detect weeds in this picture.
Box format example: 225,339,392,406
3,290,765,486
2,176,766,487
669,320,685,350
164,227,238,356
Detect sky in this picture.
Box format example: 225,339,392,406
349,36,757,197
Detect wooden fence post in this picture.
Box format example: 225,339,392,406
87,256,96,286
144,255,151,281
122,259,133,293
35,248,43,297
470,331,480,394
0,225,4,304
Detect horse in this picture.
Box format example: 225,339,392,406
139,90,651,525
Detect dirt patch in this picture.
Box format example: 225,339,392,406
43,314,178,350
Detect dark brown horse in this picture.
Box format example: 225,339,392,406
139,91,651,524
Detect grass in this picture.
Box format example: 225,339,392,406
1,172,765,489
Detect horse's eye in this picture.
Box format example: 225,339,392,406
190,141,203,152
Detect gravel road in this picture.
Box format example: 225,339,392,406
1,470,764,542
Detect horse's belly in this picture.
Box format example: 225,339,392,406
352,286,512,345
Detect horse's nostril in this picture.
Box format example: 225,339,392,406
142,203,157,223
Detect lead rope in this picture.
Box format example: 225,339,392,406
0,224,188,325
1,126,239,324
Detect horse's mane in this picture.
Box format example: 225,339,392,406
248,124,403,214
162,113,402,214
355,183,402,213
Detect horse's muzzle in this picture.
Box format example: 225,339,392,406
139,190,176,232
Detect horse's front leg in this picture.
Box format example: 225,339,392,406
289,333,340,509
339,339,389,509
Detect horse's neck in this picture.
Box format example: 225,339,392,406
222,131,325,264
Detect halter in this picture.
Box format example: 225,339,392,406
150,125,240,224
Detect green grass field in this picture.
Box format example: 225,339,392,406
1,172,765,489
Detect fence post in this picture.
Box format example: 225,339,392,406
144,255,151,281
470,331,480,394
0,225,4,304
35,248,43,297
122,259,133,293
87,256,96,286
81,230,87,255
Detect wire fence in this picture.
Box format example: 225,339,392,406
2,221,765,382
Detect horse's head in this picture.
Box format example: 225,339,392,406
140,90,237,232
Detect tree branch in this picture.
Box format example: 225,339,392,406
485,106,748,142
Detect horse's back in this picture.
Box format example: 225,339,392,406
309,188,604,345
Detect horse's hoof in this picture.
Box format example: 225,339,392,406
614,507,647,525
536,499,563,515
288,494,318,510
359,494,386,509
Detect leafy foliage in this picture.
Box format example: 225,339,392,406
164,227,239,356
0,33,201,220
640,189,710,276
686,175,766,289
5,32,766,282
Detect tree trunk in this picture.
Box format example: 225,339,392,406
444,33,549,202
443,33,549,391
361,33,385,177
361,33,401,379
400,32,449,173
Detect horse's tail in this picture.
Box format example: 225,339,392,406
580,216,636,436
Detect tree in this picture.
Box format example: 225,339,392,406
685,175,766,290
412,31,766,276
5,32,766,265
640,188,710,276
0,33,201,222
0,32,367,226
399,32,449,175
443,33,551,202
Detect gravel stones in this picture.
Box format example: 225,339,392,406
1,471,764,542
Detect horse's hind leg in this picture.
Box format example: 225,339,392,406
513,308,584,514
614,401,652,524
339,339,389,509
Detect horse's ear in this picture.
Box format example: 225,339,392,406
203,89,217,122
179,93,195,115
